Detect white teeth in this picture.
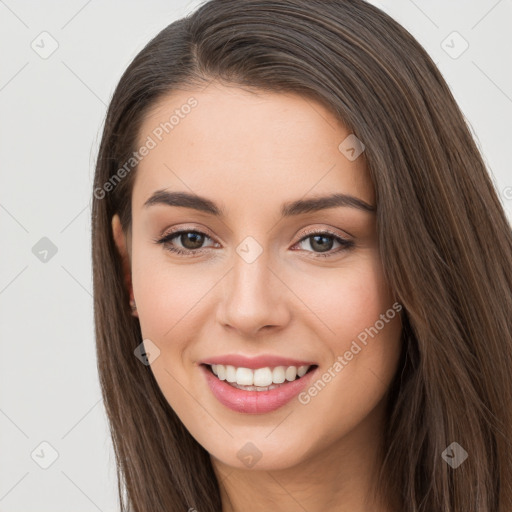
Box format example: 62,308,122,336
297,365,309,377
253,367,273,387
272,366,286,384
209,364,312,387
236,367,254,386
225,365,237,383
216,364,226,380
285,366,297,381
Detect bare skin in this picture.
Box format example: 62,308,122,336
112,82,403,512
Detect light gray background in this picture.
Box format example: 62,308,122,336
0,1,511,511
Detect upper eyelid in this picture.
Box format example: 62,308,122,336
159,225,217,244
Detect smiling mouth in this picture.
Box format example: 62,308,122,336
203,363,318,392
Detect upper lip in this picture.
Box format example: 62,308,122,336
200,354,317,369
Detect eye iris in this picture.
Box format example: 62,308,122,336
181,232,204,250
310,234,333,253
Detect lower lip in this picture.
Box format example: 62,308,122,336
200,364,317,414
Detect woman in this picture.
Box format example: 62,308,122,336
91,1,512,510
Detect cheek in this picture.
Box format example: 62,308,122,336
295,251,402,425
293,251,402,409
293,251,396,348
131,242,214,341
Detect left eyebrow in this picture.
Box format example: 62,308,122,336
143,190,376,216
281,193,375,216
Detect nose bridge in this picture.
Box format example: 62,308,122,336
232,247,271,300
218,236,289,335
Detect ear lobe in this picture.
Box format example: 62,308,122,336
111,214,134,307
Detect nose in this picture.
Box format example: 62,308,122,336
216,249,291,338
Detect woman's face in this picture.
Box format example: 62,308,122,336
113,82,403,472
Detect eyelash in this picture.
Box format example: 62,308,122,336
153,227,354,259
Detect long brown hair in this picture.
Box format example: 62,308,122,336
91,1,512,510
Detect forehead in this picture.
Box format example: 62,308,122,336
132,82,374,214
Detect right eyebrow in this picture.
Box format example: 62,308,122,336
143,190,224,215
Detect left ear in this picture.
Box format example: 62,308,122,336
111,214,137,317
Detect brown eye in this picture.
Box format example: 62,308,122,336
178,231,206,250
294,230,354,258
155,229,217,256
308,234,335,252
